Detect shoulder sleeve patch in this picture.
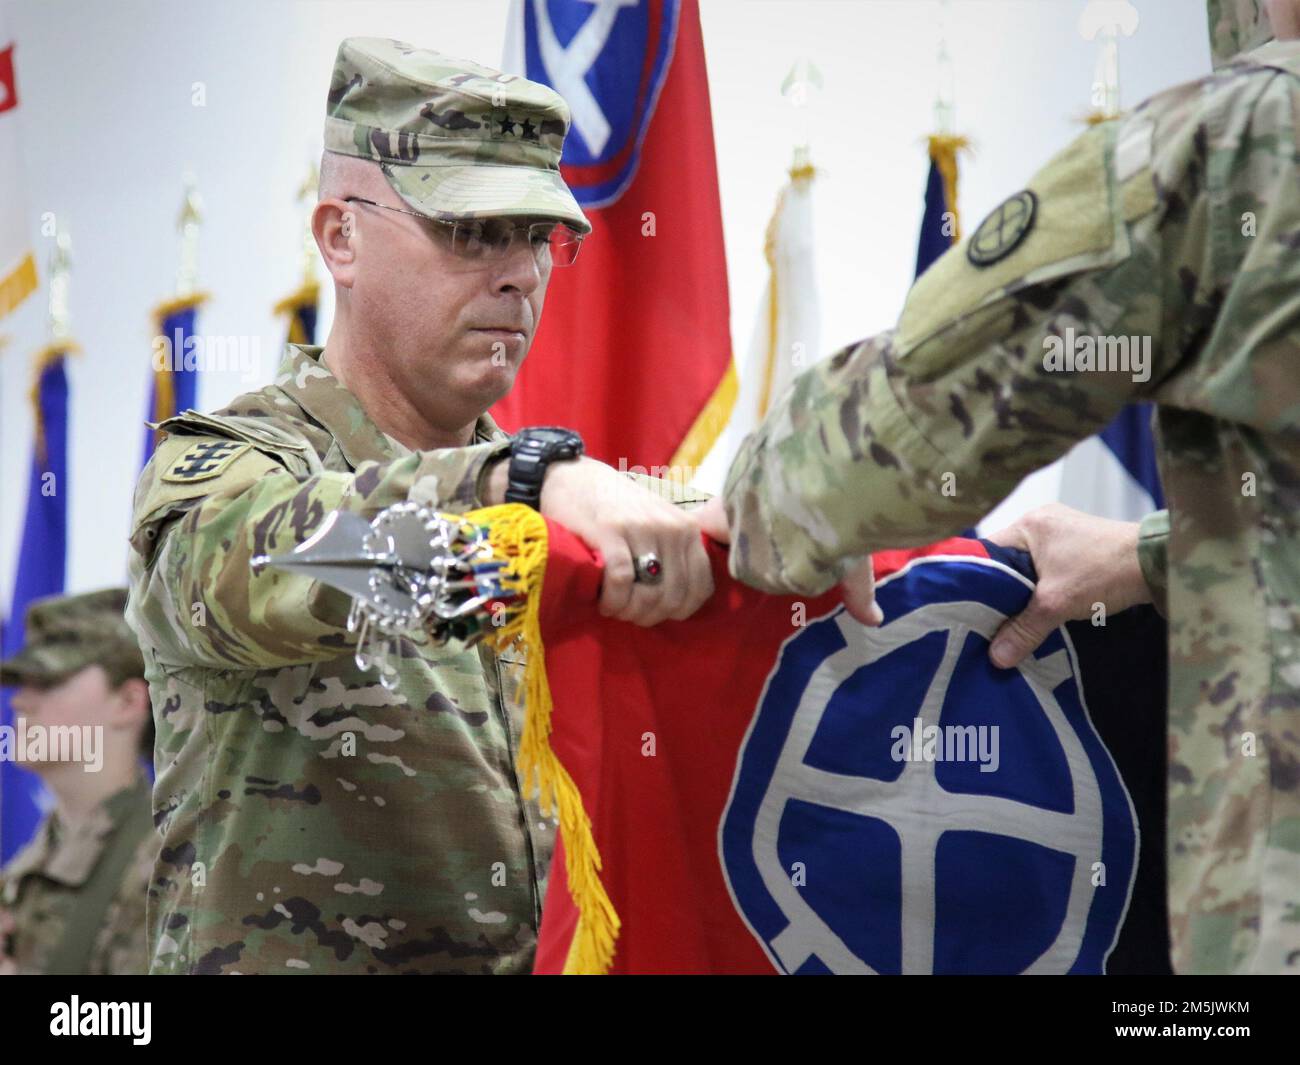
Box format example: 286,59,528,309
159,441,252,483
967,190,1039,267
896,121,1125,364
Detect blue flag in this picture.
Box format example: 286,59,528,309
143,296,205,466
915,155,951,277
914,134,967,278
274,280,319,348
914,135,977,536
1,348,71,862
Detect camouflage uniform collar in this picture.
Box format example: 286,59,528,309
7,773,149,888
1241,38,1300,67
276,345,507,469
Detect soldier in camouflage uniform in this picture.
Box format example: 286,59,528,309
0,589,155,975
126,38,712,974
698,0,1300,974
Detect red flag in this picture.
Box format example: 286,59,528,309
492,0,734,472
520,524,1144,974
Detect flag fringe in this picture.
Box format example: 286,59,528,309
927,134,970,242
467,502,621,975
272,280,320,318
152,291,210,326
28,341,80,469
273,281,320,346
0,252,38,319
669,360,738,473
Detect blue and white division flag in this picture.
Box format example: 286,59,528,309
1057,403,1165,519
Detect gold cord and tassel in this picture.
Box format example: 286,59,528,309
465,503,621,975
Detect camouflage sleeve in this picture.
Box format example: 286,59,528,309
1137,508,1170,617
723,85,1218,595
128,431,509,669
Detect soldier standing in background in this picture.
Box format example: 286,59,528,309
127,38,711,974
698,0,1300,974
0,589,154,975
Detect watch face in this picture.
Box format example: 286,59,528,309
519,427,583,456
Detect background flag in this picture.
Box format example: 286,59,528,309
0,11,36,318
697,157,821,490
1,344,75,861
495,0,734,472
1057,403,1165,519
273,280,319,347
520,525,1168,974
142,294,207,466
915,134,968,277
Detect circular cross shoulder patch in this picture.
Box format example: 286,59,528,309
967,190,1038,267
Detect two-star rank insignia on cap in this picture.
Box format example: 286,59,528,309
160,440,251,483
967,189,1039,267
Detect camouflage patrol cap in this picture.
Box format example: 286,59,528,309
0,588,144,688
324,37,591,234
1207,0,1275,68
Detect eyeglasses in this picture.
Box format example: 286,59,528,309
343,197,584,267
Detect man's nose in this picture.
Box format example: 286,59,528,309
492,239,544,295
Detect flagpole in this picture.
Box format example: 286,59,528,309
175,173,201,299
934,0,955,137
1079,0,1138,125
33,223,80,464
47,223,72,344
923,1,968,247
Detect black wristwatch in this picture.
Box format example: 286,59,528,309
503,426,584,509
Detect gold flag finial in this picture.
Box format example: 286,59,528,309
176,172,203,298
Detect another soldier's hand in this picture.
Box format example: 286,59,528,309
692,496,729,544
0,908,16,975
840,558,884,626
534,457,714,625
987,503,1153,669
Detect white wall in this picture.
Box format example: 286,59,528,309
0,0,1212,604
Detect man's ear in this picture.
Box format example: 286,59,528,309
313,198,359,289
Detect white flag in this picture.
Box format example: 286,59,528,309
696,163,821,492
0,8,35,320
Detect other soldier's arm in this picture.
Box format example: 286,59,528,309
1135,508,1169,616
129,437,507,669
721,98,1212,595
